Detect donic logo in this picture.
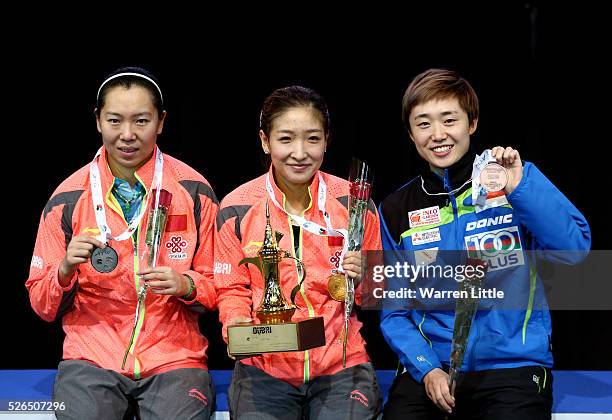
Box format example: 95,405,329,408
466,214,513,231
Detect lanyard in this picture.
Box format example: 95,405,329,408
420,176,472,196
265,172,348,271
89,147,164,243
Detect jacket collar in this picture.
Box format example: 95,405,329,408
266,165,320,214
98,146,157,193
421,146,475,194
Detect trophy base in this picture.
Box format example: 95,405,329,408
228,317,325,356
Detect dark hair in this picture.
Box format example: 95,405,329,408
259,85,330,137
402,68,479,134
95,66,164,117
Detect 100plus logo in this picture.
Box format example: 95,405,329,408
464,226,524,271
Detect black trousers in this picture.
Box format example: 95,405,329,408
53,360,216,420
228,362,382,419
383,366,553,420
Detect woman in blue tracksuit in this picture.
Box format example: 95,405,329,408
379,68,591,419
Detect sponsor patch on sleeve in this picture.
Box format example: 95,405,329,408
464,226,524,271
411,227,441,246
408,206,441,228
214,262,232,275
30,255,43,270
165,236,188,260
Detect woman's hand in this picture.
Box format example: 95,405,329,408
59,235,106,286
139,267,192,297
342,251,362,285
490,146,523,195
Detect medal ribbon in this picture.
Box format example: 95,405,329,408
471,149,495,206
265,172,349,271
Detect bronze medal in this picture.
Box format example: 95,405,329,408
327,273,346,302
479,162,508,193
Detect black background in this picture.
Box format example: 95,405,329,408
4,4,610,371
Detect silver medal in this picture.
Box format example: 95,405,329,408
91,246,118,273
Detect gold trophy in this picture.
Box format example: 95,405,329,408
227,202,325,356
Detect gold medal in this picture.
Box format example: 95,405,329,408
327,273,346,301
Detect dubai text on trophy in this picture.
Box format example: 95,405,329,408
448,257,488,395
327,158,372,367
122,189,172,369
227,202,325,356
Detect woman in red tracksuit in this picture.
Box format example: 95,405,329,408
215,85,382,419
27,67,218,419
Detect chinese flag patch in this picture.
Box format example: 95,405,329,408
328,236,344,246
166,214,188,232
